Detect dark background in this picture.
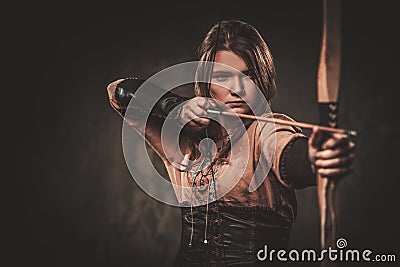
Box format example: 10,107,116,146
7,0,399,266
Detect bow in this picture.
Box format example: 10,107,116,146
317,0,341,260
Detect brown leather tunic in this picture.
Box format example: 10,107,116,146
163,113,308,223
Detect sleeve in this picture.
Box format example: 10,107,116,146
268,114,316,189
113,78,189,119
112,78,190,161
279,136,316,189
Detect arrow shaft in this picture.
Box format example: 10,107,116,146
207,110,356,137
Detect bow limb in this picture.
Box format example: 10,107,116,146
317,0,341,258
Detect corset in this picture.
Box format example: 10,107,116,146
173,201,292,266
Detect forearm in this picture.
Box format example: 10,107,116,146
112,78,189,120
108,78,190,160
279,137,316,189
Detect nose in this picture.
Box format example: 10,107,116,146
230,75,245,95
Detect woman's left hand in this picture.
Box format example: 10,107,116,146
308,126,356,179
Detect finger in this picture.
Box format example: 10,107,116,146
187,118,210,128
316,143,355,159
182,110,196,123
196,97,218,113
192,118,211,126
195,97,209,108
314,153,355,168
317,166,354,178
183,108,207,122
321,134,350,150
191,105,208,117
183,111,209,126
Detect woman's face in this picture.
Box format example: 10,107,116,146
210,50,259,115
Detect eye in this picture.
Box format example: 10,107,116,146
212,73,231,82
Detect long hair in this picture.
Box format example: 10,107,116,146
188,20,276,165
195,20,276,105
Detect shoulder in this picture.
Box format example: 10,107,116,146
272,112,295,121
271,112,303,133
248,112,302,133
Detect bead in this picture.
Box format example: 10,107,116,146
204,239,208,244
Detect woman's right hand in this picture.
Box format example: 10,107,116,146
179,97,217,129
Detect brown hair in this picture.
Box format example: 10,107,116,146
195,20,276,105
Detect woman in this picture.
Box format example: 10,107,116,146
107,20,355,266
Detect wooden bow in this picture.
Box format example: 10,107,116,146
317,0,341,261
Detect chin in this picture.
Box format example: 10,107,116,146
230,106,250,114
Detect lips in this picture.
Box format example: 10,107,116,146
226,100,245,106
226,100,245,103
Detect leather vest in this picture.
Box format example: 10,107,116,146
174,201,292,266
